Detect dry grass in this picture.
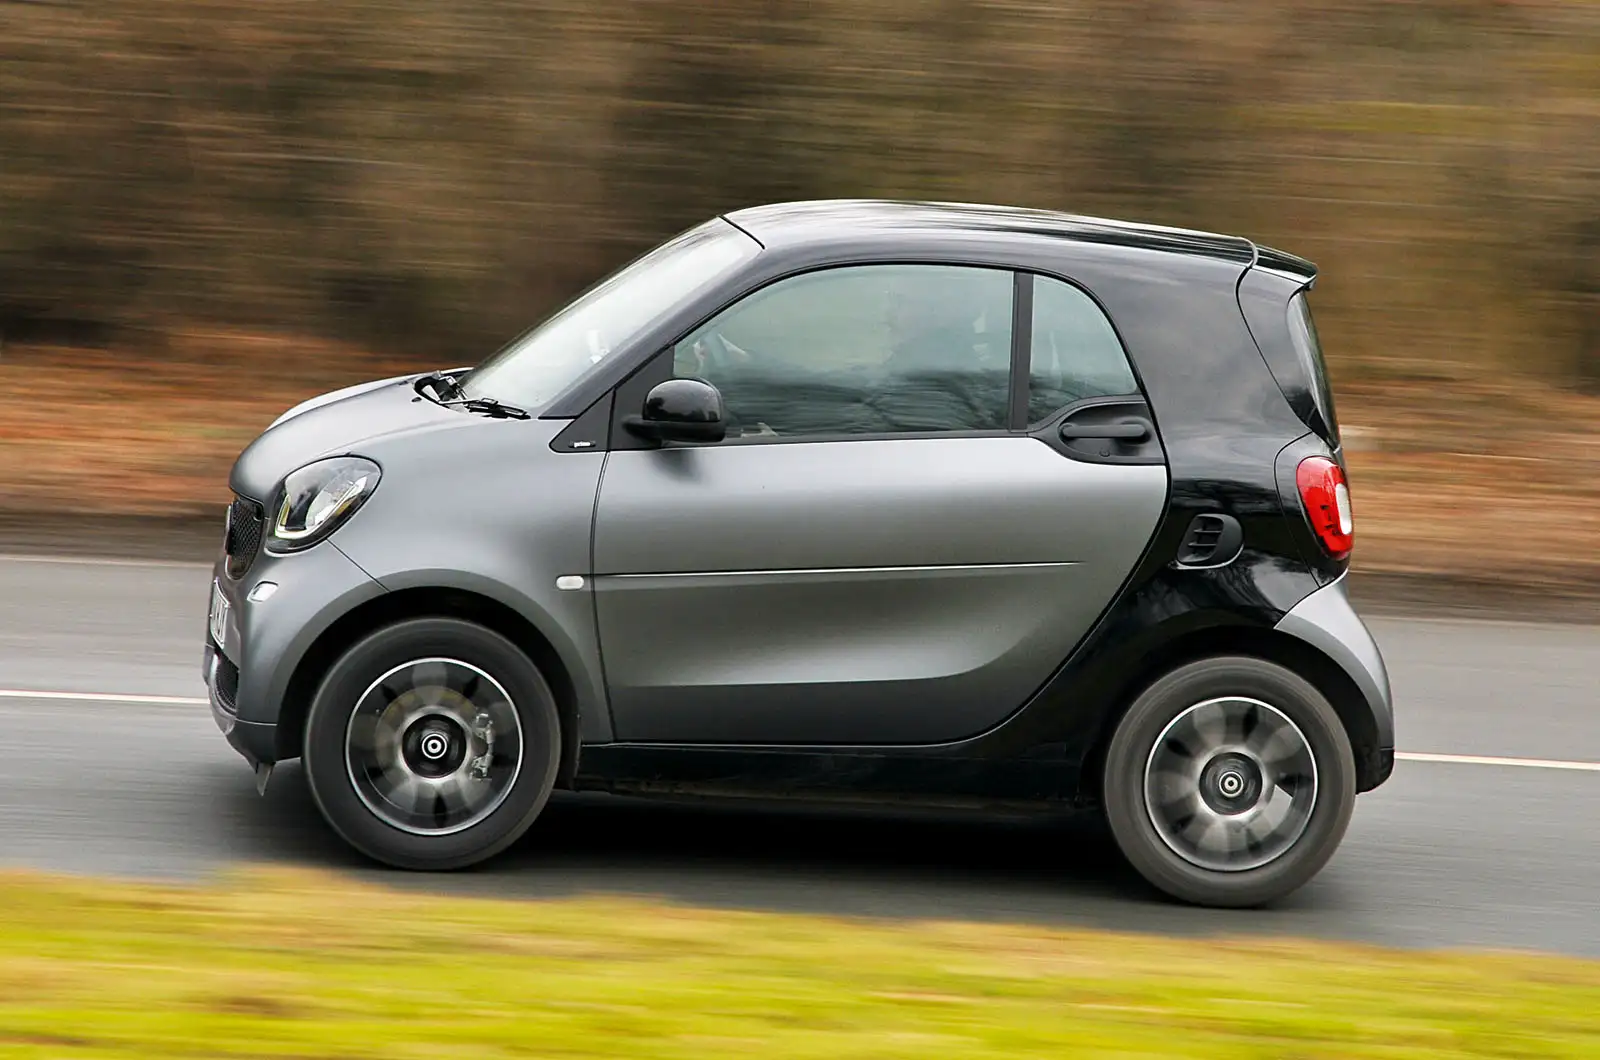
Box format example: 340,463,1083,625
0,334,425,517
1338,379,1600,585
0,865,1596,1058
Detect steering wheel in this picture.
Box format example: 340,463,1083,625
695,330,740,375
689,330,783,437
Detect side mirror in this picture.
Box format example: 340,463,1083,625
623,378,727,444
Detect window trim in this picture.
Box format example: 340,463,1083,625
1006,272,1034,431
610,260,1028,451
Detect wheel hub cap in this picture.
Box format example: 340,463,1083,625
403,717,467,778
1200,752,1263,813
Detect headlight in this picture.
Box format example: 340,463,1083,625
266,456,381,553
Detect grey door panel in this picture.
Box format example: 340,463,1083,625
593,435,1167,744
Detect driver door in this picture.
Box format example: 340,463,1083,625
591,263,1167,746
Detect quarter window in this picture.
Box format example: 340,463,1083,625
672,264,1014,439
1026,276,1139,424
1286,292,1339,445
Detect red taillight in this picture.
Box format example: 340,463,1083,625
1295,456,1354,559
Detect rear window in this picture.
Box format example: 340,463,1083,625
1286,292,1339,446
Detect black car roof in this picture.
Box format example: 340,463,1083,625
722,199,1296,273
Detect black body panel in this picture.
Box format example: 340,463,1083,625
1237,261,1332,445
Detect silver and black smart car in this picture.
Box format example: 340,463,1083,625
204,200,1391,908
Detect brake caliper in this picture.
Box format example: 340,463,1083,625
469,711,494,781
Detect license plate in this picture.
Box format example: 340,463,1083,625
208,580,230,648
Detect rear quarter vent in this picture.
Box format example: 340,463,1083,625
1174,513,1244,568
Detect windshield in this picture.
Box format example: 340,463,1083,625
459,219,759,411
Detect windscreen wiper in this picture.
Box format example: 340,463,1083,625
443,396,531,420
415,370,465,402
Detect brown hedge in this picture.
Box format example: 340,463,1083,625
1,0,1595,389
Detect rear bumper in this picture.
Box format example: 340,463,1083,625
1273,572,1395,791
1366,745,1396,790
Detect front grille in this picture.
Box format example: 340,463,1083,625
224,496,265,579
214,653,240,714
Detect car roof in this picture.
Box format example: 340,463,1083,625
722,199,1278,271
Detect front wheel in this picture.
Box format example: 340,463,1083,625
302,617,561,870
1101,655,1356,908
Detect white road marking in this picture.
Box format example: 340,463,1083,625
1366,613,1600,634
1395,751,1600,773
0,688,1597,773
0,689,208,706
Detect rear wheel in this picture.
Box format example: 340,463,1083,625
1101,655,1355,908
302,617,561,870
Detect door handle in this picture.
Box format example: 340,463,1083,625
1059,420,1150,441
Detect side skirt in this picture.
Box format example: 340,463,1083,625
571,744,1087,809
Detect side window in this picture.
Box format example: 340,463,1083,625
672,264,1014,439
1027,276,1139,425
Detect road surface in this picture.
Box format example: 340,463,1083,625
1,552,1596,956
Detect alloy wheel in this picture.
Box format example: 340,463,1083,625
343,657,525,836
1142,696,1319,872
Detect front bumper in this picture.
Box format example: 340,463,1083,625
204,537,386,765
204,639,278,766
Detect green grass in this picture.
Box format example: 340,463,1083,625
0,867,1596,1058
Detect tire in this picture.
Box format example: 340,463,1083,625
302,617,562,870
1101,655,1355,908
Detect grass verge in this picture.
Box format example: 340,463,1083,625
0,867,1596,1058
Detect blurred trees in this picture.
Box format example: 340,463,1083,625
1,0,1595,389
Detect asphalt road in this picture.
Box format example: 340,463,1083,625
1,552,1597,956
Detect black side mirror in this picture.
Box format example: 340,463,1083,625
623,378,727,444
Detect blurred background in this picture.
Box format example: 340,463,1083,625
1,0,1596,588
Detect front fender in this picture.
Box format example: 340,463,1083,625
324,423,610,743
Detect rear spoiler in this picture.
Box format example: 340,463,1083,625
1248,242,1318,290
